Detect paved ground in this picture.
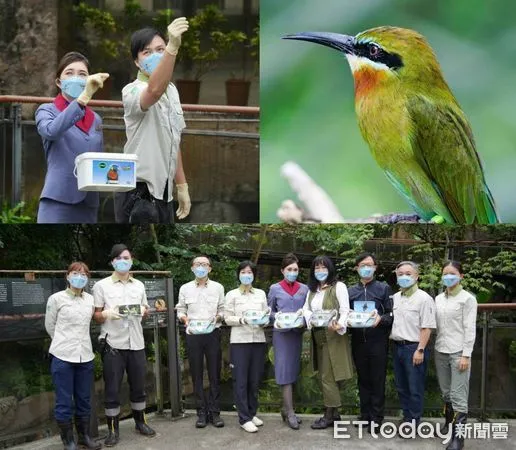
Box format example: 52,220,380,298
10,412,514,450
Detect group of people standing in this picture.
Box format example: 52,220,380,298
45,249,477,450
178,252,477,450
36,17,191,224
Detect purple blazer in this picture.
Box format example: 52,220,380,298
35,100,102,206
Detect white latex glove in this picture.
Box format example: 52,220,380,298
165,17,189,56
176,183,191,220
101,308,121,320
77,73,109,106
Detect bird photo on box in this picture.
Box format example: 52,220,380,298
106,164,119,184
283,26,499,224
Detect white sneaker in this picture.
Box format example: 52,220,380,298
252,416,264,427
241,421,258,433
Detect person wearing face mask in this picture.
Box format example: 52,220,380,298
302,255,353,430
434,261,477,450
115,18,191,224
224,260,268,433
176,256,225,429
45,262,100,450
347,252,393,432
267,253,309,430
390,260,436,431
35,52,109,223
93,244,154,446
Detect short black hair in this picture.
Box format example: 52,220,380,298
236,260,256,281
192,255,212,265
110,243,130,260
308,255,337,292
355,252,377,266
442,260,463,274
281,252,299,270
130,27,166,60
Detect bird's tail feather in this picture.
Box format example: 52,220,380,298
478,185,499,224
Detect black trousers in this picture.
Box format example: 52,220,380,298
103,348,147,416
351,338,389,422
185,329,222,415
114,181,174,224
230,343,266,425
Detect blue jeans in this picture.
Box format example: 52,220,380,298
51,356,94,422
392,343,429,422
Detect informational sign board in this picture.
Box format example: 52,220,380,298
0,276,171,342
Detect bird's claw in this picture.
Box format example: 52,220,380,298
377,213,422,224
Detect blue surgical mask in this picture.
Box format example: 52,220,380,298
60,77,86,99
397,275,416,289
358,266,375,279
68,274,88,289
315,271,328,282
113,259,132,273
193,266,209,279
285,272,298,283
442,274,461,288
239,273,254,285
140,52,163,75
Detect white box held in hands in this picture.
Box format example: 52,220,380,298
74,152,138,192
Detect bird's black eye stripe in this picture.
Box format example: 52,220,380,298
354,41,404,70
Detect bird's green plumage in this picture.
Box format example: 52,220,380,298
352,26,499,224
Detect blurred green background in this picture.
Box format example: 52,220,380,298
260,0,516,223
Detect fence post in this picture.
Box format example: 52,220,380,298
153,313,163,414
166,277,181,417
10,103,22,205
479,310,489,421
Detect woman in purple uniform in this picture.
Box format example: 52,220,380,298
267,253,309,430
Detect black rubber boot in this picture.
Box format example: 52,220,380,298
75,416,101,449
132,409,156,437
57,421,77,450
104,415,119,447
443,402,454,434
446,413,467,450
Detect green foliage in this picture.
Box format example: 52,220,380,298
159,4,248,80
93,352,103,380
0,202,33,223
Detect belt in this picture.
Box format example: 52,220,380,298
394,340,419,345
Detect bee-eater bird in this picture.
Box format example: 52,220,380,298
283,27,499,224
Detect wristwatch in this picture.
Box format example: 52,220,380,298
417,348,424,353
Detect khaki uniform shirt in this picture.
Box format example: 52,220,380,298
93,274,149,351
435,285,477,357
122,75,186,202
390,285,436,342
177,279,224,325
224,286,268,344
45,289,95,363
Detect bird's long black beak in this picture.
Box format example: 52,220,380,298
282,32,356,54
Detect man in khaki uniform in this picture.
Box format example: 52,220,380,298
390,261,436,429
177,256,224,428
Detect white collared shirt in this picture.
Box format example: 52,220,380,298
435,286,477,357
302,281,350,335
122,78,186,202
93,274,149,351
390,286,436,342
224,286,268,343
177,278,224,324
45,289,95,363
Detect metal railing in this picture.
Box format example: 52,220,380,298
0,96,260,207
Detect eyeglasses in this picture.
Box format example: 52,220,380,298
193,262,210,268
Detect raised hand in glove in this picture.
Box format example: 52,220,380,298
176,183,191,220
77,73,110,106
165,17,189,56
101,307,121,320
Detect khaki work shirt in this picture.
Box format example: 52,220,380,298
122,76,186,202
177,279,224,324
224,286,268,344
93,274,149,351
45,289,95,363
435,285,477,357
390,285,436,342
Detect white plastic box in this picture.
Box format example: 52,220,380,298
74,152,138,192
